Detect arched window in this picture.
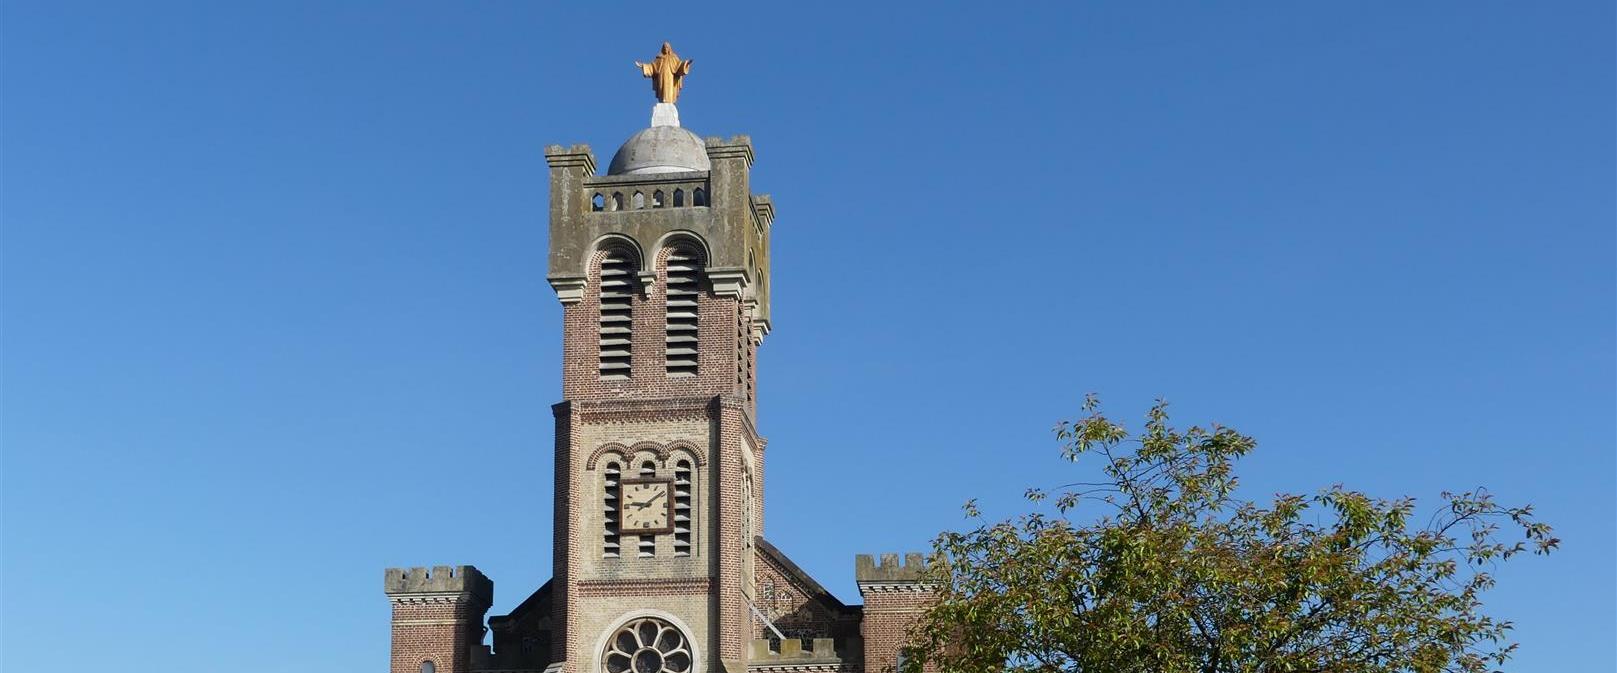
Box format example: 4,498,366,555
692,188,706,206
653,190,665,208
664,245,703,377
598,247,637,380
637,461,658,557
672,189,685,207
602,460,621,557
592,193,605,211
611,192,624,211
673,459,693,556
632,192,645,209
421,661,436,673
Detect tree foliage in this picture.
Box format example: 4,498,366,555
906,397,1557,673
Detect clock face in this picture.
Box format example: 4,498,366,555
619,479,674,535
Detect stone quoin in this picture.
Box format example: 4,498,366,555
384,44,931,673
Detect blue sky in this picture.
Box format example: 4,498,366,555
3,2,1611,671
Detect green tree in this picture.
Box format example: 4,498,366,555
907,397,1557,673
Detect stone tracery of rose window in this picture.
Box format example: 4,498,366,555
604,618,692,673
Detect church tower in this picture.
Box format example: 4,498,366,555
540,41,772,673
386,44,930,673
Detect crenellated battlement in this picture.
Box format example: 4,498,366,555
748,637,859,664
383,565,493,604
854,553,928,583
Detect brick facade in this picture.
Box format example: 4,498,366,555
385,567,494,673
385,99,931,673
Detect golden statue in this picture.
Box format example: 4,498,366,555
636,42,693,104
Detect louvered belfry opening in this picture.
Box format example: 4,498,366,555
597,247,638,380
602,460,621,558
664,246,704,377
673,459,693,556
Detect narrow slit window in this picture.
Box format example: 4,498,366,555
611,193,623,211
673,459,693,556
603,461,621,558
664,246,703,377
591,193,605,211
598,248,637,380
673,189,685,207
653,190,665,208
632,192,645,209
692,188,706,206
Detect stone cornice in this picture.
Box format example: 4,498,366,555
582,170,710,188
703,136,754,167
854,581,937,594
387,592,487,606
572,396,715,423
748,664,860,673
706,267,750,299
548,276,587,304
543,144,595,174
576,577,712,597
751,195,775,229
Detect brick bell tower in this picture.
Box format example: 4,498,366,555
388,44,933,673
539,41,772,673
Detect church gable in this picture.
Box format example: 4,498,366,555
753,538,863,643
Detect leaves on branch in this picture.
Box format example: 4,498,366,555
904,398,1557,673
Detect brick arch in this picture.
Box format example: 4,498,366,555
588,234,645,274
653,230,711,267
585,443,631,471
663,440,707,467
627,441,665,466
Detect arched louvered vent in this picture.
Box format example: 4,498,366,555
664,247,703,377
603,461,621,558
673,460,693,556
598,248,637,380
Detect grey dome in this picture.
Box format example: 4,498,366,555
606,126,711,175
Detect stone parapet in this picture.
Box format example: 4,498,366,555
748,637,859,664
384,565,493,604
854,553,927,585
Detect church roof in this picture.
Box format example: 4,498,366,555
756,536,855,612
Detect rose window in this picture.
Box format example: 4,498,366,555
604,618,692,673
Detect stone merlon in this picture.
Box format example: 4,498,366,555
384,565,493,603
854,552,928,583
